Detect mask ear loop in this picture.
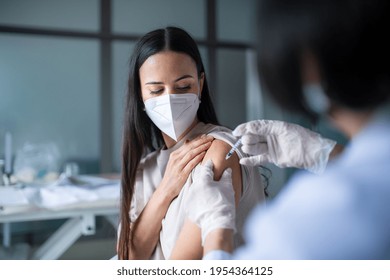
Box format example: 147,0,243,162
302,83,330,115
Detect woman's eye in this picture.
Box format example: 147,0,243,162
150,89,163,94
177,85,191,91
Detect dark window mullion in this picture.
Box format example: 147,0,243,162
100,0,113,172
207,0,217,101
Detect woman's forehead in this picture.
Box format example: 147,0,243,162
139,51,197,80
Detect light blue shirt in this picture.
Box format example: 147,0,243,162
205,106,390,260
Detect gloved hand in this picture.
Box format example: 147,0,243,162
233,120,336,174
187,160,236,245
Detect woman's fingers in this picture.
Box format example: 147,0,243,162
178,135,214,154
163,134,214,197
182,151,207,175
181,140,212,164
169,136,212,173
173,135,213,161
179,136,214,178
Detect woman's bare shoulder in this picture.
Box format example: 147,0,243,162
202,139,240,180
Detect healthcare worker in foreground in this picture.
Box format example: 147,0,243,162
187,0,390,259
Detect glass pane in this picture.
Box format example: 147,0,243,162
217,0,257,43
112,41,136,172
113,0,206,40
0,34,100,174
216,49,247,129
199,46,209,78
0,0,99,32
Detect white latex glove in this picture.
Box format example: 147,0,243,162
187,160,236,245
233,120,336,174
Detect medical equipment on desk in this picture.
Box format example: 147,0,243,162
13,142,60,186
0,173,120,259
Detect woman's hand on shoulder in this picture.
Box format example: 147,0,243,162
159,134,214,201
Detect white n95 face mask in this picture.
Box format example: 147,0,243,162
144,93,200,141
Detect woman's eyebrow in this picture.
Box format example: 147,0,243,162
174,74,194,82
145,74,194,85
145,81,163,85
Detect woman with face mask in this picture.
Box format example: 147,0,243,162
116,26,268,260
117,26,336,260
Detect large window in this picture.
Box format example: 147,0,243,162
1,0,260,174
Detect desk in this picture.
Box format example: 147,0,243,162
0,197,119,259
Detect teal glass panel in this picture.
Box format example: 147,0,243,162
112,0,206,39
0,34,100,173
0,0,99,32
217,0,257,43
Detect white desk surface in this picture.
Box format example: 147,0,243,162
0,182,120,259
0,199,119,223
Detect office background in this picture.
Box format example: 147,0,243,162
0,0,345,259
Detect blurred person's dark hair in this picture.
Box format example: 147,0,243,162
257,0,390,121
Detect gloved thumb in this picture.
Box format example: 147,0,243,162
195,159,215,180
220,167,233,183
239,154,273,166
203,159,214,171
241,142,268,156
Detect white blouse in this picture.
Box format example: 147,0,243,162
129,122,266,259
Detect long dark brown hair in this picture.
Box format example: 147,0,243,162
118,26,219,259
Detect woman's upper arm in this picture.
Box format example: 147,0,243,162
170,139,242,259
202,139,242,205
